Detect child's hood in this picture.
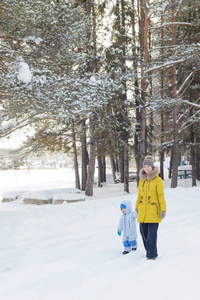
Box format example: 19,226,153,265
121,200,132,214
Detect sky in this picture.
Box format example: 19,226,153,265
0,168,200,300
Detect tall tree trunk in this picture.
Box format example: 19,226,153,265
160,12,164,179
85,0,96,196
169,150,173,179
190,106,196,186
71,126,80,190
85,115,96,196
98,157,103,187
131,0,140,185
171,105,179,188
148,25,153,156
139,0,149,163
121,0,129,193
196,145,200,181
124,142,129,193
81,119,88,191
102,156,106,182
119,147,124,183
191,136,196,187
171,6,179,188
110,156,117,183
160,115,164,179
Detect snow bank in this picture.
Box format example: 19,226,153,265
53,193,85,204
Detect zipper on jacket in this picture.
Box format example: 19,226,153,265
142,181,145,192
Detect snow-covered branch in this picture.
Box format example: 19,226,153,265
181,98,200,108
178,97,200,132
148,44,192,53
144,53,200,74
149,22,193,31
0,114,60,138
179,109,200,134
177,69,199,96
177,97,200,125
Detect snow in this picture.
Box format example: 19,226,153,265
23,36,42,45
17,62,32,84
0,168,200,300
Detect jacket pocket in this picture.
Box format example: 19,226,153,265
151,202,158,214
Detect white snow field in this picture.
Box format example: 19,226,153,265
0,168,200,300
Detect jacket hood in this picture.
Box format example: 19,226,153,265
139,166,159,181
120,200,132,214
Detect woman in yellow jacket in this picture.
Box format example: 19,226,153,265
135,155,166,260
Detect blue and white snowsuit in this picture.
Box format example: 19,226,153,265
118,200,137,252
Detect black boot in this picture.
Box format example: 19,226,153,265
122,251,130,255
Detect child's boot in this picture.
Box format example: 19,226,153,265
122,250,130,255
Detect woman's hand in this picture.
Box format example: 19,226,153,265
161,211,166,219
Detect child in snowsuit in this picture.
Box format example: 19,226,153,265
117,200,137,255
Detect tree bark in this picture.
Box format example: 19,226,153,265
85,115,96,196
160,112,164,179
190,104,196,186
71,126,80,190
171,104,179,188
139,0,149,162
160,12,164,180
119,147,124,183
98,157,103,187
110,156,117,183
124,142,129,193
171,7,179,188
169,150,173,179
102,156,106,182
196,145,200,181
81,119,88,191
131,0,140,185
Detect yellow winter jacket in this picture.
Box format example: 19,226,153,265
135,166,166,223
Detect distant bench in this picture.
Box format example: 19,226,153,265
178,166,192,179
114,172,137,183
128,172,137,182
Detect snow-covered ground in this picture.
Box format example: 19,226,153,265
0,168,200,300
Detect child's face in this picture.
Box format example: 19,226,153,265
122,208,126,214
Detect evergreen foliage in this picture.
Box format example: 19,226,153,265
0,0,200,191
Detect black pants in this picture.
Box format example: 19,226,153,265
140,223,159,259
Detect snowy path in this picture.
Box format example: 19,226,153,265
0,169,200,300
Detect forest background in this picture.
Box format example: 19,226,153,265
0,0,200,196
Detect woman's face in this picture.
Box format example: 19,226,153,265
144,165,153,174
